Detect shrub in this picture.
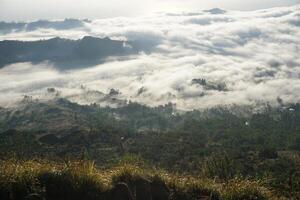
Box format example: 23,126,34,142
38,161,105,200
0,160,106,200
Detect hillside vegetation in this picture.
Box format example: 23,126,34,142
0,98,299,199
0,159,276,200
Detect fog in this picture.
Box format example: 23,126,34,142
0,5,300,110
1,0,300,21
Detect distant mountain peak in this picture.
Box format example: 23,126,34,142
205,8,226,14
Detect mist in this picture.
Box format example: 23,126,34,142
0,5,300,110
1,0,300,21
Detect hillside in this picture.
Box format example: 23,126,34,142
0,99,299,199
0,159,276,200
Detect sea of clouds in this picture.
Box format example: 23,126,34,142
0,5,300,110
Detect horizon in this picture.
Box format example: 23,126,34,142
0,5,300,109
1,0,300,21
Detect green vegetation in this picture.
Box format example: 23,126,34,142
0,99,299,199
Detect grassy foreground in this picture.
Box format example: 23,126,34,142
0,159,281,200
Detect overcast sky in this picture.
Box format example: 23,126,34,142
1,0,300,21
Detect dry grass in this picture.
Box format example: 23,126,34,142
0,159,279,200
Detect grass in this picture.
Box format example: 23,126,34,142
0,159,106,200
220,179,272,200
0,159,279,200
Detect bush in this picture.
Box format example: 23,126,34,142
38,161,105,200
0,160,105,200
0,160,46,200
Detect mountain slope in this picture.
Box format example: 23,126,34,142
0,36,138,69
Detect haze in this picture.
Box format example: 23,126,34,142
1,0,300,21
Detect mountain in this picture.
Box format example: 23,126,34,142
204,8,226,14
0,19,87,34
0,36,139,69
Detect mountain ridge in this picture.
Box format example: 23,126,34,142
0,36,139,69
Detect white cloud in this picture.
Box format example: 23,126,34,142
0,5,300,110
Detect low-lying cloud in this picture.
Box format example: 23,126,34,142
0,5,300,110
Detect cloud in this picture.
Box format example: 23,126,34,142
0,5,300,110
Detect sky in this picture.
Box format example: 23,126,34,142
0,0,300,21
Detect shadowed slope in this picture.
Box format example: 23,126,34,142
0,36,139,69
